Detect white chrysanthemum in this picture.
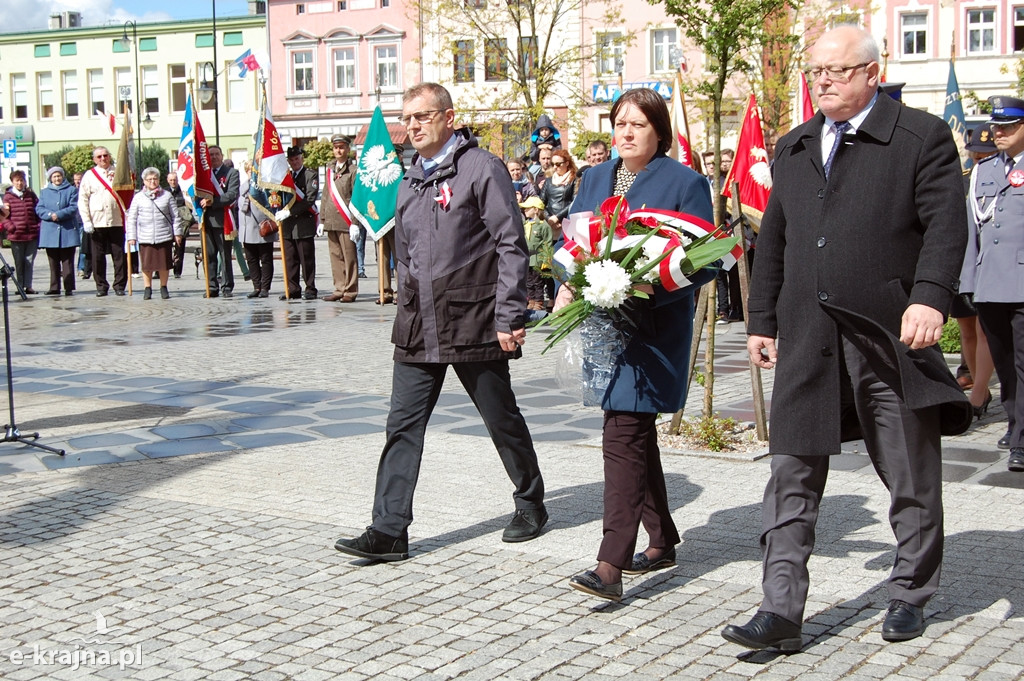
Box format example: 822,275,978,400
582,260,632,308
633,256,661,283
642,240,662,260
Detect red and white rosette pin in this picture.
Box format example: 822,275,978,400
1009,169,1024,188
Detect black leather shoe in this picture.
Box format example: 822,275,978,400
722,611,803,652
96,290,108,297
568,570,622,602
113,289,125,296
881,600,924,641
279,293,300,300
623,547,677,575
502,508,548,542
998,429,1012,449
302,291,317,300
258,291,269,298
205,291,219,298
1009,448,1024,472
222,289,233,298
246,290,260,299
334,527,409,562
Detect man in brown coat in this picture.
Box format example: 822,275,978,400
721,25,970,652
320,134,359,302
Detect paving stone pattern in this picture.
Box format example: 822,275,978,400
0,242,1022,679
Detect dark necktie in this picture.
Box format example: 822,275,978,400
824,121,851,178
1006,156,1016,177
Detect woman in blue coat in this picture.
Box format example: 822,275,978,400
36,167,80,296
561,89,716,602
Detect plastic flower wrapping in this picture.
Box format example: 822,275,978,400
533,195,741,355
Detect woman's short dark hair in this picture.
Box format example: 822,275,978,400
8,169,25,181
609,88,673,156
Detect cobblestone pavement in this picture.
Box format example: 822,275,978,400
0,241,1022,680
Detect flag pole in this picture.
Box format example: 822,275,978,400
262,79,290,299
191,79,211,300
374,81,388,306
123,101,134,296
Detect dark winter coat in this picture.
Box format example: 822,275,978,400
748,91,972,456
36,181,81,249
2,188,40,242
539,175,577,221
570,154,716,414
392,128,529,363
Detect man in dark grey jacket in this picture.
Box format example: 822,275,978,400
335,82,547,562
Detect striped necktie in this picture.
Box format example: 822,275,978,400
824,121,851,178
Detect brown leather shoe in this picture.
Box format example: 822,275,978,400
321,293,345,302
340,294,358,303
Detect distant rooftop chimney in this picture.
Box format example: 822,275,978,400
47,11,82,30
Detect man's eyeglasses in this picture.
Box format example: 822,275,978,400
806,63,870,83
398,110,443,127
94,153,111,159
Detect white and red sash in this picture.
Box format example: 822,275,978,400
326,164,353,227
210,168,236,237
89,166,127,224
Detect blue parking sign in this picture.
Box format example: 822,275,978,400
2,139,15,158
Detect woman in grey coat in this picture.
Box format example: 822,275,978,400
125,167,182,300
237,168,276,298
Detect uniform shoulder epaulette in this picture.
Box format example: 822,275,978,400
976,154,1000,167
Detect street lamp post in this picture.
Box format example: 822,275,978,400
120,20,143,175
198,62,221,146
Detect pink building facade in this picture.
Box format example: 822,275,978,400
267,0,421,147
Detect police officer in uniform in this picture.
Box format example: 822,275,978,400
965,96,1024,471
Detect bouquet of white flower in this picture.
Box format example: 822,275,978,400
534,195,739,354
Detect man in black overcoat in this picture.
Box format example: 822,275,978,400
721,25,971,652
277,146,320,300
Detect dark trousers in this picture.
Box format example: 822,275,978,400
760,336,943,623
202,228,234,293
281,236,316,295
46,247,76,293
80,231,92,276
371,360,545,537
172,223,192,278
597,411,680,569
243,242,274,293
526,269,546,304
976,302,1024,448
90,226,126,293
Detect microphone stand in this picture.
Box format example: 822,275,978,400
0,250,65,456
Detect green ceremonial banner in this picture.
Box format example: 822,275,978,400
350,105,404,241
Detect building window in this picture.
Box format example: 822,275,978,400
519,36,538,80
142,65,159,114
485,38,507,81
170,64,187,112
466,0,485,7
113,39,130,53
307,1,332,11
140,37,157,51
1015,7,1024,51
900,12,927,56
296,3,305,13
34,44,51,58
59,42,76,56
38,73,55,119
966,8,995,55
375,45,399,89
596,32,623,77
333,47,356,90
197,63,217,110
62,70,79,118
12,74,28,119
651,28,676,72
292,50,315,93
195,34,214,48
223,32,243,46
115,67,132,113
226,61,247,112
338,0,347,9
381,0,390,6
454,40,475,83
828,11,861,29
88,68,104,116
